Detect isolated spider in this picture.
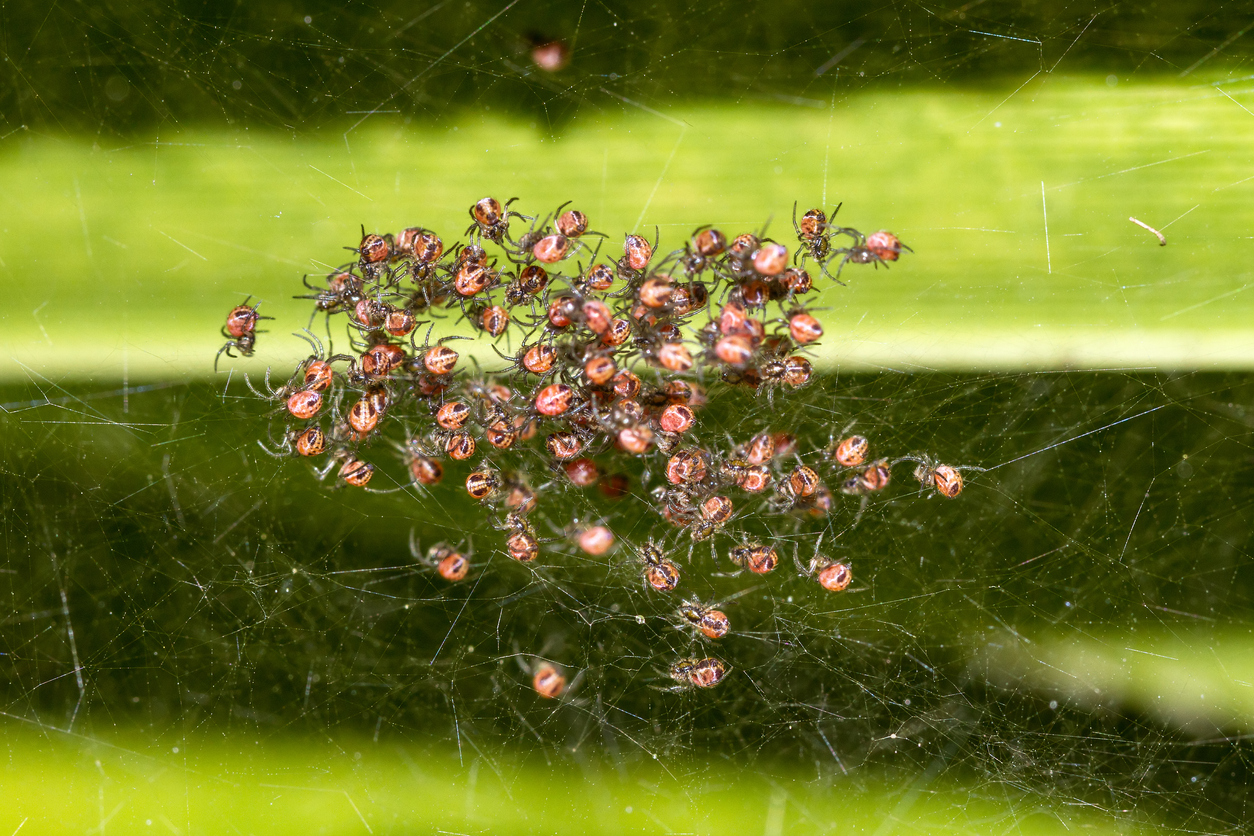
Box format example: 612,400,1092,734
512,652,584,702
215,299,269,369
532,662,567,699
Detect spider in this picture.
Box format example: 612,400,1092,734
828,432,869,468
409,532,473,582
666,656,728,690
748,351,810,407
637,539,681,592
531,662,567,699
400,437,444,487
494,509,542,563
465,196,528,244
794,535,853,592
520,223,593,268
676,598,730,639
489,339,560,385
513,654,584,702
215,298,269,370
312,451,376,488
895,454,978,498
791,201,864,283
840,458,892,496
829,230,913,279
778,464,821,505
688,494,735,543
354,226,391,266
615,228,659,283
402,323,471,382
296,268,364,333
502,471,538,512
680,225,728,277
500,210,554,264
552,201,607,240
576,524,616,556
256,424,328,459
503,264,550,310
783,307,824,345
465,467,503,502
726,540,778,575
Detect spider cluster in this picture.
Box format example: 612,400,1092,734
219,196,969,698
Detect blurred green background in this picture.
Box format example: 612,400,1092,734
6,78,1254,378
5,1,1254,833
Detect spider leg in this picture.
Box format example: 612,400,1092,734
849,495,870,529
213,342,234,372
243,370,274,399
256,437,291,459
823,253,850,284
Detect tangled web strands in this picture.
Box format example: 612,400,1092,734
9,320,1254,832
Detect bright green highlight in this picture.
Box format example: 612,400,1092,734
2,75,1252,380
983,628,1254,734
0,722,1145,835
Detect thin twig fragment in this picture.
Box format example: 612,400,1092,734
1129,216,1166,246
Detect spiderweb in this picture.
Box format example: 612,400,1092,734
4,2,1254,834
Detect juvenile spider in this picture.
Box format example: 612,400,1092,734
688,494,734,543
829,433,870,468
503,264,550,310
215,299,268,369
465,467,502,502
795,536,853,592
257,425,328,459
466,196,527,244
668,656,728,690
680,225,728,276
898,454,971,498
576,524,615,556
495,510,541,563
677,599,730,639
553,201,606,240
532,662,567,699
830,230,913,278
355,227,391,266
616,230,658,282
409,532,472,582
514,652,583,701
501,210,555,264
638,539,681,592
297,268,362,320
840,458,892,495
728,541,778,575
